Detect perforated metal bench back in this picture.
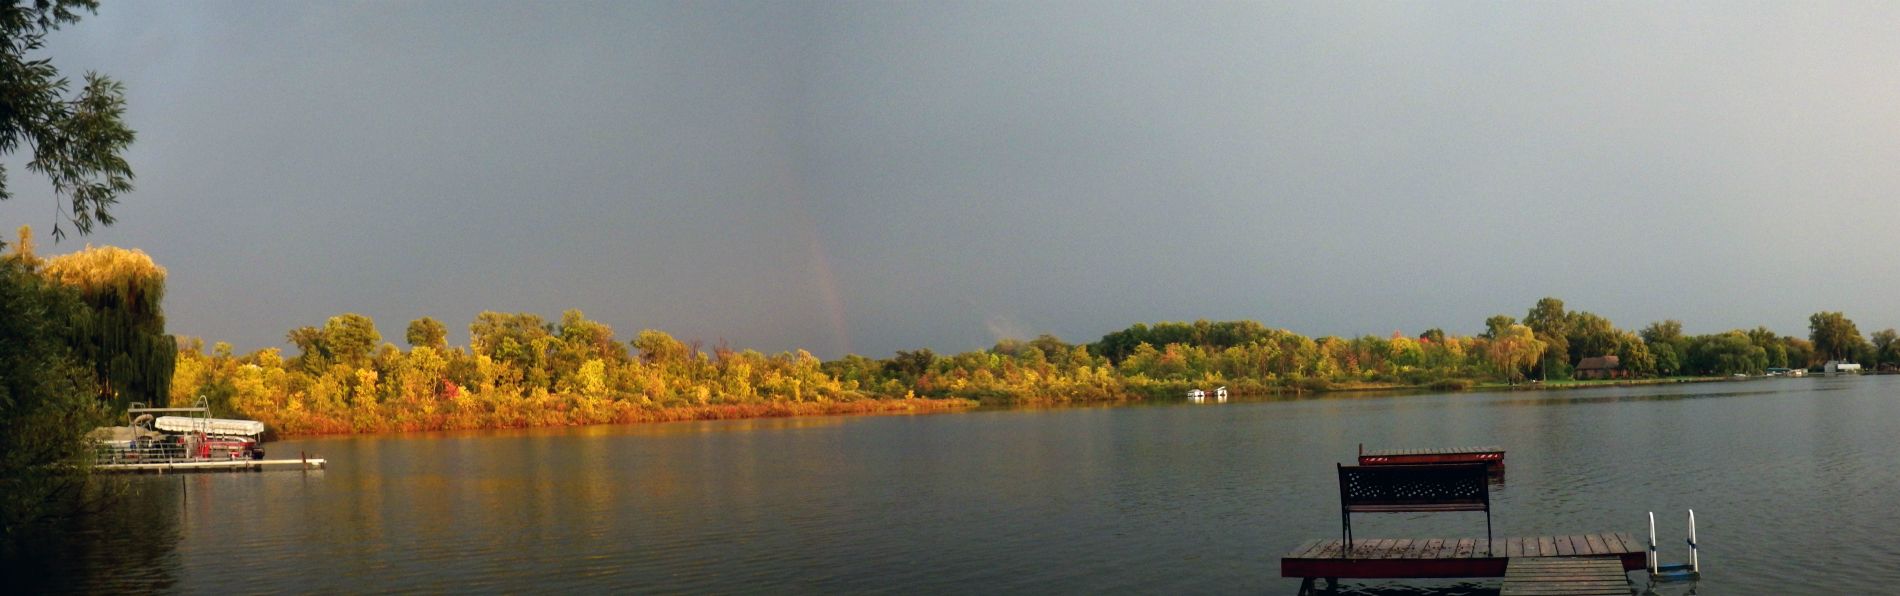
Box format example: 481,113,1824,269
1338,463,1489,510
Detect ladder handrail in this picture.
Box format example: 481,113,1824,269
1648,509,1702,579
1647,512,1658,573
1688,509,1699,573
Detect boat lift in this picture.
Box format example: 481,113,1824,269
1647,510,1700,582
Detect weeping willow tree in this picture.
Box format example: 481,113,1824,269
40,244,174,411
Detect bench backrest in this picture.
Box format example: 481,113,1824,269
1337,463,1489,511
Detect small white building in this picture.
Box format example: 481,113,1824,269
1215,386,1229,402
1186,389,1206,402
1825,360,1862,375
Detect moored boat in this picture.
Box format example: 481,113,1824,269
93,398,267,465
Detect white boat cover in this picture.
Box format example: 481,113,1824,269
153,416,265,437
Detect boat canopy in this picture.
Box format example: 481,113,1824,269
153,416,265,437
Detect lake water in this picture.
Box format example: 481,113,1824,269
21,375,1900,594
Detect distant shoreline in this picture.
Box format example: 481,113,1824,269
266,374,1794,438
269,398,981,439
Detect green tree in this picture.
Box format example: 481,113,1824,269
631,328,691,365
1523,298,1570,336
286,325,329,371
1482,315,1517,339
0,1,136,243
1564,312,1618,366
551,310,623,388
404,317,447,351
1685,332,1767,375
557,309,623,362
321,313,380,366
1871,329,1898,371
1640,320,1684,346
887,348,936,381
1651,342,1681,376
1742,327,1786,368
470,312,553,388
1522,298,1570,380
1612,331,1655,376
0,250,106,551
1808,312,1864,362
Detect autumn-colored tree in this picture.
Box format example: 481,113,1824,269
40,244,175,408
1484,324,1545,384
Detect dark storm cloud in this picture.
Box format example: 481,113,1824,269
5,2,1898,358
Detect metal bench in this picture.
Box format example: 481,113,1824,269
1337,463,1491,557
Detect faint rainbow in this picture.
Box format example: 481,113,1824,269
803,225,851,356
760,111,851,356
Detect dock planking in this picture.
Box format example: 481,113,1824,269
1360,445,1505,457
1358,445,1507,470
1498,556,1633,596
1282,532,1644,580
94,458,326,473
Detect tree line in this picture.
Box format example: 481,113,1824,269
154,295,1900,437
12,234,1899,445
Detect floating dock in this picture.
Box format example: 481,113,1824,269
1358,445,1505,469
1281,532,1644,579
96,458,326,473
1500,557,1634,595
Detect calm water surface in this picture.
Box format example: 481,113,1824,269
24,375,1900,594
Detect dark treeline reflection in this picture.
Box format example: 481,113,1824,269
9,478,181,595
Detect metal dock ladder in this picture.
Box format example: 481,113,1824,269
1646,510,1701,582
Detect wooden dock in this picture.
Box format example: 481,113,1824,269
96,458,326,473
1358,445,1505,469
1280,532,1644,579
1499,557,1633,595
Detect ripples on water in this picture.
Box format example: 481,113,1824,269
15,376,1900,594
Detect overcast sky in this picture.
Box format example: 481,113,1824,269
5,1,1898,358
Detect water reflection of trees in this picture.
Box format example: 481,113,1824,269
10,477,183,594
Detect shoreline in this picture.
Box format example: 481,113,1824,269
268,398,981,439
262,374,1767,439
